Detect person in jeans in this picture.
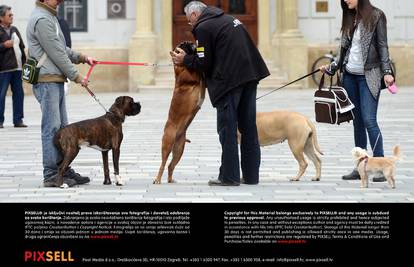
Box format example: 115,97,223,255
0,5,27,128
27,0,96,187
171,1,270,186
320,0,395,182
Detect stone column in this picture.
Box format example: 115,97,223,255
272,0,308,87
258,0,271,59
128,0,158,90
161,0,173,60
271,0,284,68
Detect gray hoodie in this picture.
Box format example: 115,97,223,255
26,1,85,83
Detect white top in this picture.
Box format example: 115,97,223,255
12,32,23,70
346,24,364,75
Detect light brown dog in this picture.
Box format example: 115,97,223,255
153,42,206,184
351,146,400,189
242,111,323,181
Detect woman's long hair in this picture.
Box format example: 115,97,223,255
341,0,376,36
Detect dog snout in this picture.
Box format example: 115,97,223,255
133,102,141,115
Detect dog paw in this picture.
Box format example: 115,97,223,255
312,178,321,182
103,181,112,185
153,179,161,185
60,183,69,189
168,179,177,184
290,178,300,182
115,175,124,186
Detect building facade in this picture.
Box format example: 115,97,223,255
4,0,414,93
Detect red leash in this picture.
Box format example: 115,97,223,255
84,61,173,82
82,60,172,113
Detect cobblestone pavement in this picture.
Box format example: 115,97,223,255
1,87,413,203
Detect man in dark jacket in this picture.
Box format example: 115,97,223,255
0,5,27,128
171,1,270,186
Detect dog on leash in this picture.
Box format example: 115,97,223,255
240,111,323,181
153,41,206,184
351,146,400,189
54,96,141,187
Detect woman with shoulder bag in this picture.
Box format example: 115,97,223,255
320,0,395,181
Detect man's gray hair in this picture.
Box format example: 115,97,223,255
0,5,11,18
184,1,207,16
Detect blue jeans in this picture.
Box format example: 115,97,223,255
343,72,384,157
32,83,68,180
216,82,261,184
0,71,24,125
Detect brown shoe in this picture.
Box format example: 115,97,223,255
14,123,28,128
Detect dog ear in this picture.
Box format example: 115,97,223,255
115,96,125,106
109,97,126,122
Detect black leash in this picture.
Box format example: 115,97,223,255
256,70,320,101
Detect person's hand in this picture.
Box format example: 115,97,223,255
81,77,89,87
319,64,330,73
3,40,13,48
85,56,97,66
384,74,394,87
170,48,186,65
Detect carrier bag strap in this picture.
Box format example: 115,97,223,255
319,73,336,91
36,53,48,68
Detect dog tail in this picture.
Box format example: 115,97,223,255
307,118,324,155
392,146,401,161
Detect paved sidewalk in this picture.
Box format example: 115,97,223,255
1,87,413,203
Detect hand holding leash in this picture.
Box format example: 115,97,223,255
86,56,97,66
384,74,394,87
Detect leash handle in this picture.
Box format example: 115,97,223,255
256,70,320,101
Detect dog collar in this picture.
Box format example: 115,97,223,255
106,111,123,123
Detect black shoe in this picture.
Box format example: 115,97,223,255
0,123,3,129
342,169,361,180
43,177,77,188
65,169,90,185
240,178,258,185
373,175,386,182
14,122,28,128
208,179,240,186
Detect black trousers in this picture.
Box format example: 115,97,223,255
215,81,260,184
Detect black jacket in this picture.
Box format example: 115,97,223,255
0,25,26,72
183,7,270,107
330,8,393,99
58,18,72,48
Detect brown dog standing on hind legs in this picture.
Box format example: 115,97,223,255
153,42,206,184
54,96,141,188
239,111,323,181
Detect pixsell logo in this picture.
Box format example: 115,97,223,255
24,251,75,262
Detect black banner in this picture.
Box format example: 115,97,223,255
2,203,411,266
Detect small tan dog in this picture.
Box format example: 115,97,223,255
240,111,323,181
351,146,401,189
